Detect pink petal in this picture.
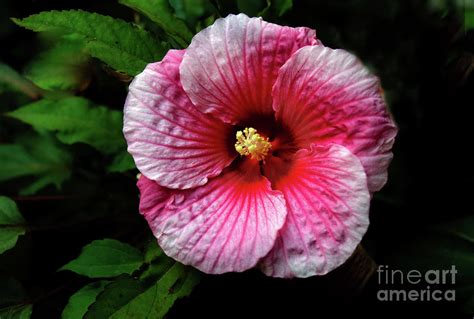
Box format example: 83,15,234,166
137,161,287,274
180,13,318,124
260,144,370,278
273,45,397,192
124,50,235,189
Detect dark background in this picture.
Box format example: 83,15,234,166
1,0,473,318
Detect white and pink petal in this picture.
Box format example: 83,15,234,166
180,13,319,124
138,161,287,274
260,144,370,278
124,50,235,190
273,45,397,192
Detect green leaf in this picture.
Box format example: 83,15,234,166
85,242,200,319
169,0,215,25
237,0,268,16
0,62,42,99
256,0,293,18
465,8,474,30
168,0,218,32
61,281,109,319
60,239,144,278
0,197,26,255
140,242,176,283
0,276,27,307
7,97,125,154
387,215,474,313
119,0,193,47
143,240,164,264
0,304,32,319
0,133,72,195
107,151,136,173
84,276,146,319
24,35,91,92
269,0,293,17
12,10,168,76
109,263,200,319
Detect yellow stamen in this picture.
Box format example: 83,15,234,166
234,127,271,161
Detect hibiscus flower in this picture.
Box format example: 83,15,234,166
123,14,397,278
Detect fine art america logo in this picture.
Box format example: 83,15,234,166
376,265,457,302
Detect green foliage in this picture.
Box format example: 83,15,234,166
465,7,474,30
60,239,144,278
24,34,91,92
2,5,206,316
0,133,72,195
84,276,146,319
109,263,200,319
143,239,164,264
83,241,200,319
107,151,136,173
0,304,32,319
0,276,27,307
12,10,168,76
119,0,193,47
61,281,110,319
236,0,292,17
59,241,201,319
0,197,26,255
0,63,42,98
8,97,125,155
169,0,217,29
236,0,267,16
265,0,293,17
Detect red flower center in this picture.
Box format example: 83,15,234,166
230,114,298,186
